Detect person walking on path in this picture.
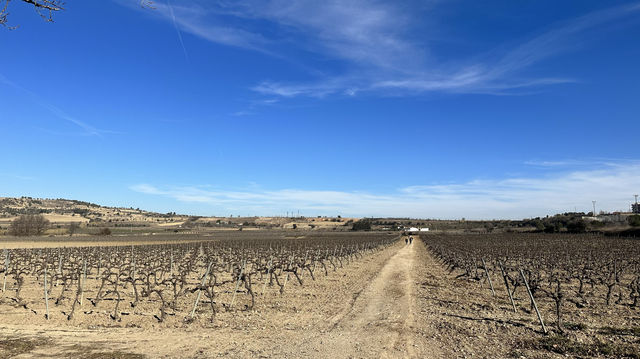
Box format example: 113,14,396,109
405,237,408,245
409,236,413,244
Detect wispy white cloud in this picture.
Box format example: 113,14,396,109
226,0,421,72
230,110,254,117
119,1,640,98
251,78,358,98
524,160,586,168
117,0,273,53
0,173,37,181
523,158,640,169
0,73,118,137
130,161,640,219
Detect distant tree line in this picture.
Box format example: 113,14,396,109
520,213,590,233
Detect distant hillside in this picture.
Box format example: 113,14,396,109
0,197,360,235
0,197,188,224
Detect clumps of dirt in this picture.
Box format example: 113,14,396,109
67,348,146,359
60,344,146,358
518,334,640,358
563,322,588,331
598,326,640,337
0,337,50,357
0,337,146,359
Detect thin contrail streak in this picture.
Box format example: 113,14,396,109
0,72,114,136
167,0,189,62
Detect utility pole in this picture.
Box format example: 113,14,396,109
592,201,596,217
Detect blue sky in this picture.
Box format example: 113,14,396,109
1,0,639,219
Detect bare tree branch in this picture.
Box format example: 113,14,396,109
2,1,153,28
1,0,13,28
1,0,63,28
21,0,63,11
140,0,155,10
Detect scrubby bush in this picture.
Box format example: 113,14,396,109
628,215,640,227
97,227,112,235
352,219,372,231
567,219,587,233
589,220,605,229
68,222,80,236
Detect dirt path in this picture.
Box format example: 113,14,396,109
296,240,421,358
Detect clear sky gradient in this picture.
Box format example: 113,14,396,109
1,0,639,219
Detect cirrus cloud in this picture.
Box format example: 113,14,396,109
118,1,640,97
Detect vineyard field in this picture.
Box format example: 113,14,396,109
0,232,397,327
0,232,638,358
